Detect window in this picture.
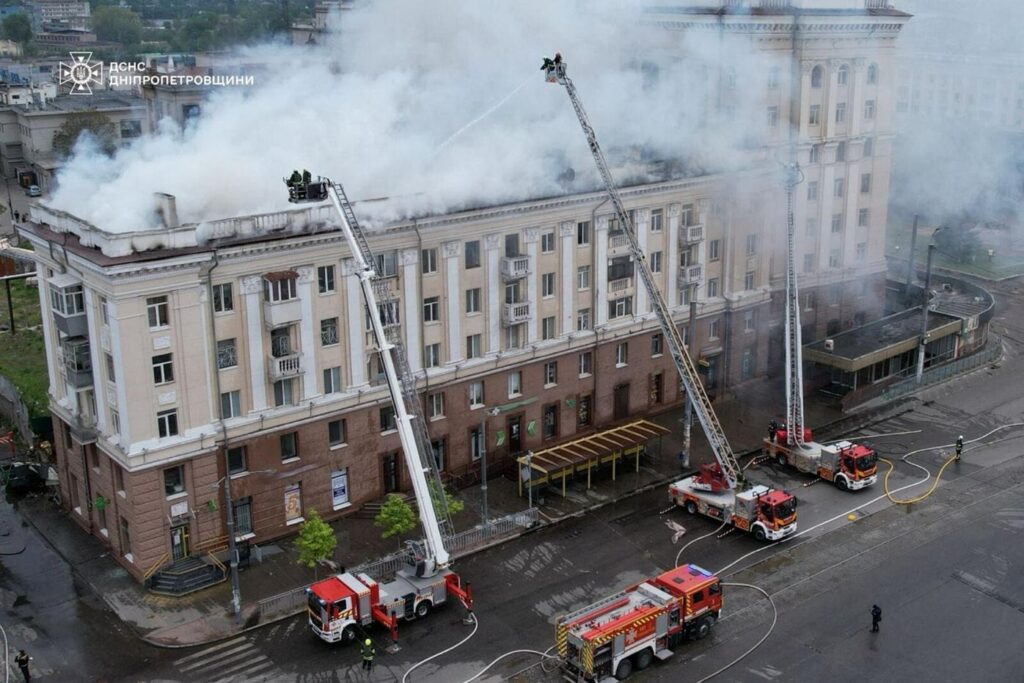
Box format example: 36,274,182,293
863,137,874,157
105,353,116,383
767,106,778,128
284,484,302,523
379,405,396,432
147,296,169,329
578,395,592,426
680,204,694,226
50,284,84,316
577,220,591,246
541,231,555,253
273,378,294,407
832,214,843,233
744,271,755,290
807,182,818,201
746,234,758,256
857,242,867,261
650,372,664,405
542,316,556,340
315,319,337,348
421,248,438,275
858,208,870,227
804,291,817,310
228,446,247,475
542,403,558,440
329,419,347,446
609,296,633,319
317,265,335,294
838,64,849,85
508,371,522,397
650,251,663,274
767,66,779,89
806,218,817,237
423,296,440,323
744,309,756,332
466,334,482,359
424,343,441,368
834,178,844,198
709,239,721,261
651,333,663,357
811,65,823,88
579,351,592,376
505,234,520,257
470,427,484,461
829,285,841,306
804,253,814,273
615,342,628,366
163,465,184,496
505,324,524,350
152,353,174,384
707,278,719,298
864,99,875,120
809,145,820,163
542,273,555,298
466,288,481,314
157,409,179,438
465,240,481,268
741,348,755,379
323,366,341,394
469,381,484,408
234,497,253,535
830,249,842,268
836,102,846,123
264,276,297,302
836,142,846,162
429,392,445,419
577,308,591,331
100,296,109,325
217,339,237,369
220,390,241,418
120,119,142,138
119,517,131,557
213,283,233,312
375,251,398,278
577,265,591,290
537,361,555,387
431,440,445,471
709,319,720,340
809,104,821,125
650,209,663,232
860,173,872,194
867,64,878,84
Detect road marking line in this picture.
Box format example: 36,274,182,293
183,648,263,675
174,636,248,664
209,658,276,683
177,644,255,672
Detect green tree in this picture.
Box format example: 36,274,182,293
1,13,31,44
92,7,143,47
52,112,118,158
374,494,417,546
429,480,464,518
934,224,982,264
295,509,336,578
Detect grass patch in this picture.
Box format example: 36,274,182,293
0,279,48,418
886,215,1024,280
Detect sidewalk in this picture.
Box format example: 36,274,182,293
19,376,897,649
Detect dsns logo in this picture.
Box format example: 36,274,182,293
58,52,102,95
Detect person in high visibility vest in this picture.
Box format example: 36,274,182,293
361,638,376,672
955,435,964,462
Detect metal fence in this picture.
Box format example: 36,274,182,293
0,375,33,446
256,585,308,623
880,341,1002,403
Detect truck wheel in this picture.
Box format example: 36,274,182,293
776,453,786,467
753,526,768,542
615,657,634,680
341,625,357,644
685,500,697,515
415,600,432,618
634,648,654,671
835,476,849,492
696,615,714,640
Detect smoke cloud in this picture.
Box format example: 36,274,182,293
46,0,781,234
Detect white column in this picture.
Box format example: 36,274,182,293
106,298,130,443
485,234,501,353
401,249,422,372
820,164,836,273
242,276,268,412
595,215,609,326
296,267,317,400
36,274,58,401
83,289,108,432
824,59,839,140
343,260,367,387
695,200,709,294
524,228,539,343
667,203,680,308
799,62,813,140
849,58,866,138
843,160,861,268
634,209,649,315
559,221,574,335
443,240,462,364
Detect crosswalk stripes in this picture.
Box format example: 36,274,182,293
173,635,283,682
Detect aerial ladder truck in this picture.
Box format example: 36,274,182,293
544,56,797,544
761,164,878,491
286,175,472,645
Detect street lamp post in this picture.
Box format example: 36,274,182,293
211,468,273,621
479,407,500,527
915,242,936,383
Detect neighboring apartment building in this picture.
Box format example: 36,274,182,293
19,0,908,583
29,0,91,32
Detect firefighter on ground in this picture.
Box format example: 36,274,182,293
871,604,882,633
361,638,376,672
955,435,964,462
15,649,31,682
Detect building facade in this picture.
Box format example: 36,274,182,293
20,0,908,582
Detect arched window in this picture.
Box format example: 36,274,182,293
811,65,823,88
838,65,849,85
867,64,878,85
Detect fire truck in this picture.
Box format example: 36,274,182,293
289,175,472,644
556,564,723,681
761,164,878,492
544,56,798,542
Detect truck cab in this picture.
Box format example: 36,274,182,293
822,441,878,491
737,486,797,541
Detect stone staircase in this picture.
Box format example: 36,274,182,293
147,556,227,596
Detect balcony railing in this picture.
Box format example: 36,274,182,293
500,255,532,281
62,338,93,388
268,353,302,380
502,301,532,325
263,297,302,329
679,264,703,285
679,224,705,245
609,277,632,293
609,233,630,250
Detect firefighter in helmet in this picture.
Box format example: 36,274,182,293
361,638,376,672
287,170,301,187
955,435,964,462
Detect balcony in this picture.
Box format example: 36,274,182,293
263,297,302,329
502,301,532,325
679,264,703,285
609,233,631,250
49,276,89,337
608,277,632,293
500,255,532,281
69,416,97,445
268,352,303,381
679,224,705,245
62,337,93,389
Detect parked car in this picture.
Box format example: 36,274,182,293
0,461,55,494
25,185,40,197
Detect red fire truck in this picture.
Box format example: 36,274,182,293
556,564,723,681
764,431,878,491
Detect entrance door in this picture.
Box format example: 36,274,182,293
170,524,190,561
507,416,522,455
383,452,400,493
613,383,630,421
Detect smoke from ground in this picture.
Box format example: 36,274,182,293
46,0,780,234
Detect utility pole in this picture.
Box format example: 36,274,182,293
222,452,241,620
905,214,920,293
915,243,935,383
682,300,697,468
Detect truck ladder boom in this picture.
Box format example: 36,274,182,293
325,181,453,566
783,164,805,447
550,63,742,490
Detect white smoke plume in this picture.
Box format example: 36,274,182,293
46,0,780,234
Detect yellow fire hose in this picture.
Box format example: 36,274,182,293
879,454,958,505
